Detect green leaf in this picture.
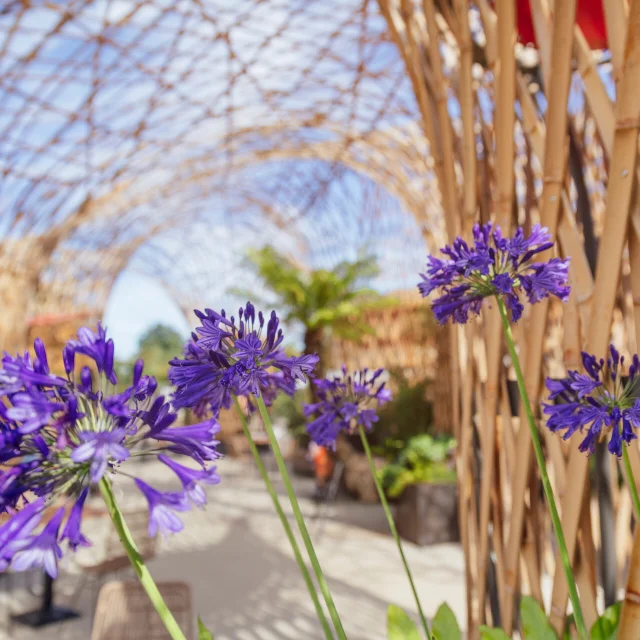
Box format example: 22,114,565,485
589,601,622,639
479,626,511,640
387,605,421,640
520,596,557,639
236,244,386,344
432,602,461,640
198,617,214,640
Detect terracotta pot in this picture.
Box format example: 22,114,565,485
395,482,459,546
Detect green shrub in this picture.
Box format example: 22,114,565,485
271,389,310,444
381,433,456,498
373,369,434,451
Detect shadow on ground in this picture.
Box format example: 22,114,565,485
2,457,465,640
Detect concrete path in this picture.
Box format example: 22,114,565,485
0,457,465,639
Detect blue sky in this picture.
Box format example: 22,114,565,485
103,271,190,360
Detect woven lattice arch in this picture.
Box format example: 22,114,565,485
7,120,443,340
0,0,443,349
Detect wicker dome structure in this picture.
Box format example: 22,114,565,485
0,0,442,350
3,0,640,636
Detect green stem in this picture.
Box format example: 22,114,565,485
98,478,187,640
358,425,432,639
622,445,640,523
255,394,347,640
496,298,587,640
232,396,334,640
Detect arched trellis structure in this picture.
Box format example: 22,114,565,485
0,0,426,346
134,172,429,322
4,0,640,636
6,120,445,340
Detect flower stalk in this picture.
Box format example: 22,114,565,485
99,477,186,640
496,297,586,639
232,395,333,639
358,424,431,639
255,393,347,640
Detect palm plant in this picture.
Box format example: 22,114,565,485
236,246,389,380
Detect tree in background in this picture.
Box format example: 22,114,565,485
134,324,185,385
238,246,389,380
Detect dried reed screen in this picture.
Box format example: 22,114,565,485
377,0,640,635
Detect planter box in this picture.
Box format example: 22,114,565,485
395,482,459,546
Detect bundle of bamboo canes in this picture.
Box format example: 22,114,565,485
377,0,640,634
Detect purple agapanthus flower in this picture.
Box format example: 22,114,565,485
0,498,45,571
9,507,65,578
70,429,130,483
65,324,117,384
159,455,221,507
304,367,392,448
0,326,221,577
150,421,222,465
418,223,570,324
61,488,91,551
169,302,319,415
543,345,640,456
135,479,190,537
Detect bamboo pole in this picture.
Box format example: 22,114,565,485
630,229,640,358
576,477,598,630
474,87,494,224
522,511,545,605
395,0,450,234
573,26,614,159
500,0,578,630
499,378,516,480
474,0,516,621
453,0,476,236
615,490,632,587
619,529,640,639
550,4,640,632
528,0,552,83
378,0,464,459
575,558,598,632
602,0,629,89
556,200,594,329
493,0,515,231
423,0,459,232
421,0,463,469
377,7,473,622
491,441,507,622
458,329,478,631
475,0,497,68
517,71,595,327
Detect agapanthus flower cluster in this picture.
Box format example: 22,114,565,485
418,223,571,324
304,367,393,448
0,325,220,577
543,345,640,456
169,302,317,415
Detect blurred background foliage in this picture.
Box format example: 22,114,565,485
232,246,394,380
115,323,184,386
371,368,434,458
381,434,457,499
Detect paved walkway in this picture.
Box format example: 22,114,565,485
0,457,465,639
